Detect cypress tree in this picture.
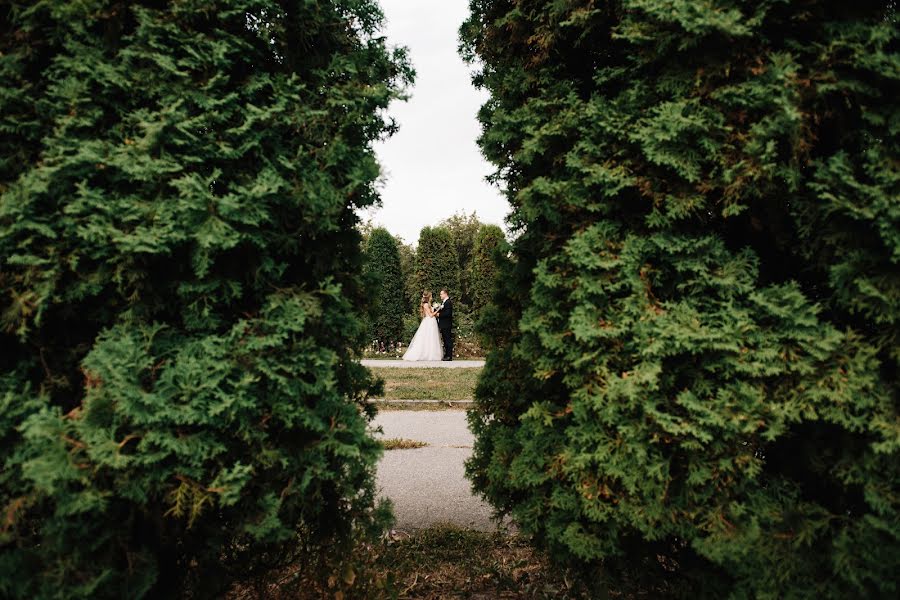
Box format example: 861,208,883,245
395,236,419,314
463,1,899,597
0,1,410,597
440,211,482,306
413,226,460,300
363,227,405,343
469,224,506,317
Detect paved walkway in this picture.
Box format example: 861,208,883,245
361,359,485,368
367,399,474,405
371,410,508,532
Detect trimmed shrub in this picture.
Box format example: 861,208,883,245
413,226,460,300
0,1,410,598
402,313,422,348
469,224,506,318
363,228,406,343
396,237,419,315
463,1,899,597
440,211,483,306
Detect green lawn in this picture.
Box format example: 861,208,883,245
369,367,480,400
371,401,468,411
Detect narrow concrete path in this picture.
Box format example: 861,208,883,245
367,399,474,405
362,359,485,368
371,410,506,532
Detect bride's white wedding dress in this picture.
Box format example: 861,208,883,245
403,306,443,361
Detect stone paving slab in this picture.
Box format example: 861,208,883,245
361,359,485,368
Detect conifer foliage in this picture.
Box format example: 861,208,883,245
469,224,506,317
363,227,406,343
463,1,899,597
0,1,409,597
414,226,460,300
440,211,482,306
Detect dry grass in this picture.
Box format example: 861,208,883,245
367,525,586,599
381,437,429,450
370,367,480,401
226,525,596,599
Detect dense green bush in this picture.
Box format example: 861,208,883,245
0,1,409,597
463,1,898,597
413,226,460,299
363,228,406,343
396,236,419,314
401,313,422,348
440,211,483,306
450,308,486,359
469,224,506,318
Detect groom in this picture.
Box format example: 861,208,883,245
434,288,454,361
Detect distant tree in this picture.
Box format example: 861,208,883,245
395,236,418,314
469,224,506,316
358,219,376,248
363,228,405,343
440,211,483,306
414,226,460,301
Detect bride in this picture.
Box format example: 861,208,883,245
402,291,444,361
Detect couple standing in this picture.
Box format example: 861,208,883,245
402,289,454,361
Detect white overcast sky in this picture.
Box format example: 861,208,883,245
363,0,510,246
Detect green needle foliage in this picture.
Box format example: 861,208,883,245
363,227,405,343
396,237,419,314
0,1,410,598
469,224,506,318
463,1,899,597
440,211,483,306
414,226,460,300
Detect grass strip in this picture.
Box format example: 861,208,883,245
369,367,481,401
373,402,469,412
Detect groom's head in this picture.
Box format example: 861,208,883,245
440,289,449,301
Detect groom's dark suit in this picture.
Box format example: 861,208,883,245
435,297,454,360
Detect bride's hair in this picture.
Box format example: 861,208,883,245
420,291,433,317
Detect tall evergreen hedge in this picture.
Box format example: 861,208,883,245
396,237,419,314
440,211,483,306
469,224,506,317
414,226,460,300
463,1,899,597
363,227,405,343
0,1,409,597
